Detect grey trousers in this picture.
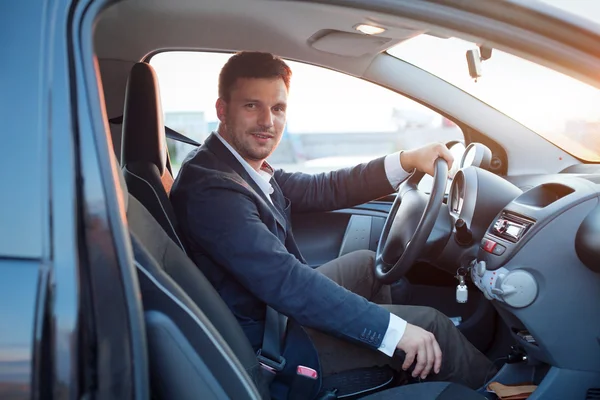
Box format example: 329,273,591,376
305,250,496,390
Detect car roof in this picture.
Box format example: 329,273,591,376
94,0,600,82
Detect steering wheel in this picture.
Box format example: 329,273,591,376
374,158,449,284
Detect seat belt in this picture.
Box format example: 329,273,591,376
258,306,287,375
109,116,201,147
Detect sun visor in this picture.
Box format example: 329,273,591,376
309,31,393,57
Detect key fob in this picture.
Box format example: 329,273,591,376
456,284,468,303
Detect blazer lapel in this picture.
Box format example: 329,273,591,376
270,181,288,215
204,133,287,230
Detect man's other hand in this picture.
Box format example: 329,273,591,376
400,143,454,176
396,323,442,379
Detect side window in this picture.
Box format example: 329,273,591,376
150,52,463,177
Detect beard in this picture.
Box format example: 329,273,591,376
225,122,278,163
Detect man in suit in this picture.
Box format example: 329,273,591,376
170,51,494,393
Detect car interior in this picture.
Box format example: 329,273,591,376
84,0,600,398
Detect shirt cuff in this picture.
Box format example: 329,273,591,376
384,152,413,189
377,313,408,357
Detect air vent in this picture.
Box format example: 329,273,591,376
586,388,600,399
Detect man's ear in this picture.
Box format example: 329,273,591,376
216,98,227,122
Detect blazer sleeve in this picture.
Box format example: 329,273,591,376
184,180,391,350
274,156,395,213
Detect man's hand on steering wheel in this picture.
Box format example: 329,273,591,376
375,142,455,283
400,143,455,176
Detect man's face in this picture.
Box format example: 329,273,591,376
217,77,288,169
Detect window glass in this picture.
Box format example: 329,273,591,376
150,52,464,177
389,33,600,161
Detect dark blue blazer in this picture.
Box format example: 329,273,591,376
170,133,395,356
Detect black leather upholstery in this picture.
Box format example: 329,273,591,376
144,310,249,400
124,162,183,249
127,194,264,374
121,62,183,249
132,234,265,400
127,193,270,399
121,62,167,175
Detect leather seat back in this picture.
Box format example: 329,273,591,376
117,62,269,398
121,62,185,251
116,163,269,399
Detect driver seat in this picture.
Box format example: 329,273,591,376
116,156,485,399
120,62,185,251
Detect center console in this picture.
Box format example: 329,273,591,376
468,177,600,397
472,211,538,308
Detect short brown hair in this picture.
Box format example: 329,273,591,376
218,51,292,102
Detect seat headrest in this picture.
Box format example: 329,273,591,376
121,62,167,175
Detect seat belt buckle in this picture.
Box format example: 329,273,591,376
287,366,319,400
296,366,317,379
257,350,287,373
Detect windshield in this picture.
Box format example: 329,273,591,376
538,0,600,25
388,35,600,162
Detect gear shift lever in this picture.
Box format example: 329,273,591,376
455,219,473,246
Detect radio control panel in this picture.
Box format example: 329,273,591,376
478,211,536,270
490,212,534,243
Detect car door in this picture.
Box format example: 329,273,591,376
1,2,68,398
291,198,392,267
0,1,149,399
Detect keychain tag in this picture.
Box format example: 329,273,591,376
455,270,468,303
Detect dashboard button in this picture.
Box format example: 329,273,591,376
482,238,497,253
492,243,506,256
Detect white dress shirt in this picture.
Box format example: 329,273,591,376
215,131,411,357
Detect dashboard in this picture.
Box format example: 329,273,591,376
439,143,600,373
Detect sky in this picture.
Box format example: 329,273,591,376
149,0,600,159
